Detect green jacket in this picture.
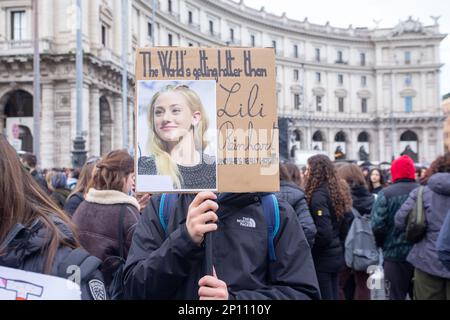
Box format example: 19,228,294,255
370,179,418,262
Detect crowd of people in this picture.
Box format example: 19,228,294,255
1,132,450,300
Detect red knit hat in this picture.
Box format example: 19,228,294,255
391,155,416,182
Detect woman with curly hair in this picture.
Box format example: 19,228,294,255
395,152,450,299
305,154,353,300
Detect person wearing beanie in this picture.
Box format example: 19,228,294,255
371,155,419,300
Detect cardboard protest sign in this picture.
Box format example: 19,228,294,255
0,266,81,300
135,47,279,193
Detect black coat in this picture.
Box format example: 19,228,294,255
351,184,375,216
310,184,346,273
0,216,106,300
123,193,320,300
31,169,48,194
275,181,317,247
64,192,84,216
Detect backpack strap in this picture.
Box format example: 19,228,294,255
159,194,178,233
117,205,126,259
261,194,280,262
57,248,102,280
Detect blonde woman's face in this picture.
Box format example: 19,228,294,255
153,91,200,142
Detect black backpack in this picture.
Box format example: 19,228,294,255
57,248,106,300
103,205,127,300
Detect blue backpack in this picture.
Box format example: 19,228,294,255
436,209,450,271
158,193,280,262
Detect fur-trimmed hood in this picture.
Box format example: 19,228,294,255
85,188,140,210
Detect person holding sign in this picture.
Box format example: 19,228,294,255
123,191,320,300
138,84,216,190
0,134,107,300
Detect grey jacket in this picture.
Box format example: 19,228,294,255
395,172,450,279
275,181,317,247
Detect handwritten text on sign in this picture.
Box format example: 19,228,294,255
136,48,279,192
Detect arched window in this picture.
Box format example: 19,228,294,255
335,131,346,142
312,131,323,141
100,96,113,155
294,129,302,142
400,130,418,141
358,131,369,142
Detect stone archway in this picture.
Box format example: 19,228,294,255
400,130,419,162
290,129,302,158
312,130,324,151
100,96,113,156
357,131,370,161
334,131,347,160
1,89,34,152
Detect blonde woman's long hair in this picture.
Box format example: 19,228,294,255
146,84,209,188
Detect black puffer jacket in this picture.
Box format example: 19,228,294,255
310,183,346,273
0,217,107,300
351,184,375,216
124,193,321,300
64,192,84,216
275,181,317,247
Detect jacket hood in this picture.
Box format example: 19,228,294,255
351,184,374,216
218,192,272,208
428,172,450,196
280,180,302,190
0,216,75,269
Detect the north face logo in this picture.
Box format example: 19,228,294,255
237,217,256,228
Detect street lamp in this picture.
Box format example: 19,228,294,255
72,0,87,168
32,0,41,164
121,0,128,150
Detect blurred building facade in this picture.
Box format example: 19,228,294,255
0,0,446,167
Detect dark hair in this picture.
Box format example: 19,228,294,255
22,152,37,168
0,135,79,274
69,159,100,199
51,172,67,189
305,154,348,218
279,163,291,182
368,168,386,192
89,150,134,192
337,163,368,188
284,162,302,187
420,152,450,185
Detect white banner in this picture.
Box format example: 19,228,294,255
0,266,81,300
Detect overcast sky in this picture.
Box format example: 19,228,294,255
242,0,450,96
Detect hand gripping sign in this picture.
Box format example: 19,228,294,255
0,266,81,300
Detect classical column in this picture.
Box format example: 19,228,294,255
128,99,134,150
40,82,55,169
420,72,426,111
422,127,429,163
306,125,312,150
328,129,334,158
113,96,123,149
82,83,90,155
89,87,101,156
391,72,398,158
350,129,357,160
378,127,385,162
376,71,383,114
